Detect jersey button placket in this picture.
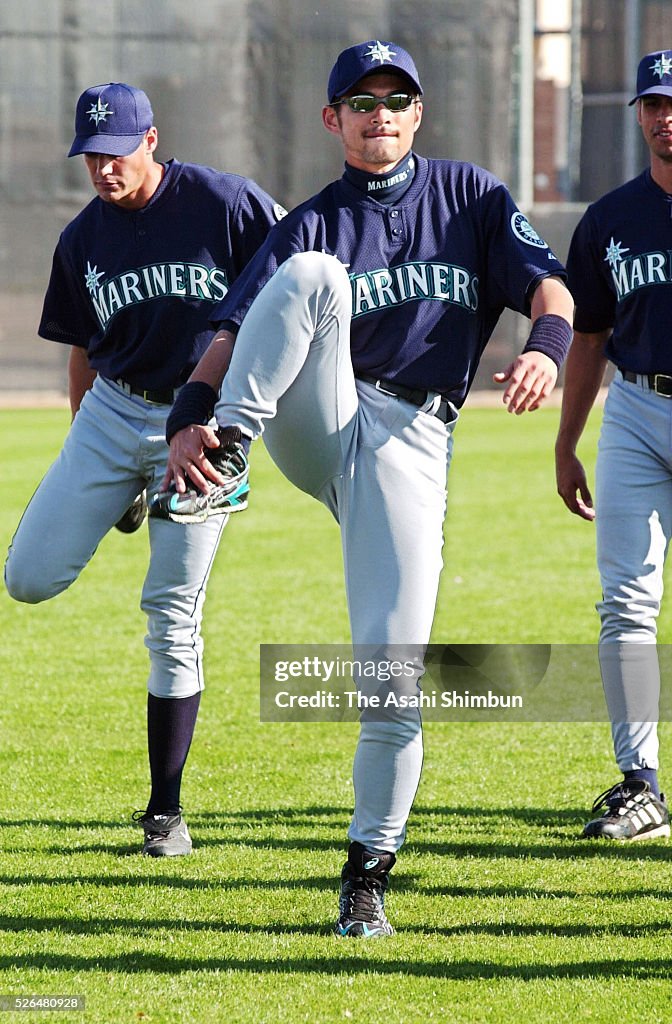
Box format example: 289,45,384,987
389,209,404,244
135,213,147,245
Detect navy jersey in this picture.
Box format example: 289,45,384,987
567,169,672,374
211,154,566,404
39,160,284,389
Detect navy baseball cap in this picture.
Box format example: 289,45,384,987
327,40,423,102
629,50,672,105
68,83,154,157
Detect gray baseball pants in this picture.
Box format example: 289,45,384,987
595,370,672,771
216,251,456,853
5,376,226,698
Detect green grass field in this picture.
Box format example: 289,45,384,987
1,405,672,1024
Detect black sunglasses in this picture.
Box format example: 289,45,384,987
332,92,417,113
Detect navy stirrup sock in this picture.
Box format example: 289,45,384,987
146,692,201,814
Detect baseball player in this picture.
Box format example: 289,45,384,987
151,41,574,932
555,50,672,841
4,82,283,855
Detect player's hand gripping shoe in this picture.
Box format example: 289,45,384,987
583,780,670,840
114,490,148,533
149,426,249,523
132,810,193,856
335,841,396,938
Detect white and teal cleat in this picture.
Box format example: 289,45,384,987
150,426,249,524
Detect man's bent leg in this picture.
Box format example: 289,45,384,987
142,515,226,699
218,251,358,496
5,381,146,603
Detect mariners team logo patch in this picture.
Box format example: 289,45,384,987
650,53,672,80
510,212,548,249
86,98,114,125
365,41,396,65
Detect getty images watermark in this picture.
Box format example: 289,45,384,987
260,644,669,722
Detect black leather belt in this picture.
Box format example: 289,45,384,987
113,378,179,405
619,369,672,399
356,374,454,424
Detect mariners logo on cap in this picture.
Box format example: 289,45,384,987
328,39,423,101
86,98,114,126
629,50,672,104
365,41,396,66
650,53,672,79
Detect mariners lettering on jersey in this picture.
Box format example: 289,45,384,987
350,261,479,318
604,238,672,301
85,261,229,328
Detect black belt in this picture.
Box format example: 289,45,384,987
619,369,672,399
357,374,454,424
113,378,179,405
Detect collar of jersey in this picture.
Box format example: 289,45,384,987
643,167,672,201
343,151,416,204
98,158,178,216
338,152,429,208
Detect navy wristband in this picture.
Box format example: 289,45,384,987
522,313,573,368
165,381,219,444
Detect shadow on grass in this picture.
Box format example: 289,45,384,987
1,913,672,941
0,872,669,904
0,950,670,980
0,802,586,832
0,913,326,936
3,803,672,863
415,883,672,901
195,804,587,826
0,873,340,892
6,838,671,863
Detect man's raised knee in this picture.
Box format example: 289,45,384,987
4,552,68,604
281,251,351,304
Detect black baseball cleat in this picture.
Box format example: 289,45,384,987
334,841,396,938
115,490,147,533
132,810,193,856
149,426,249,524
582,780,670,840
